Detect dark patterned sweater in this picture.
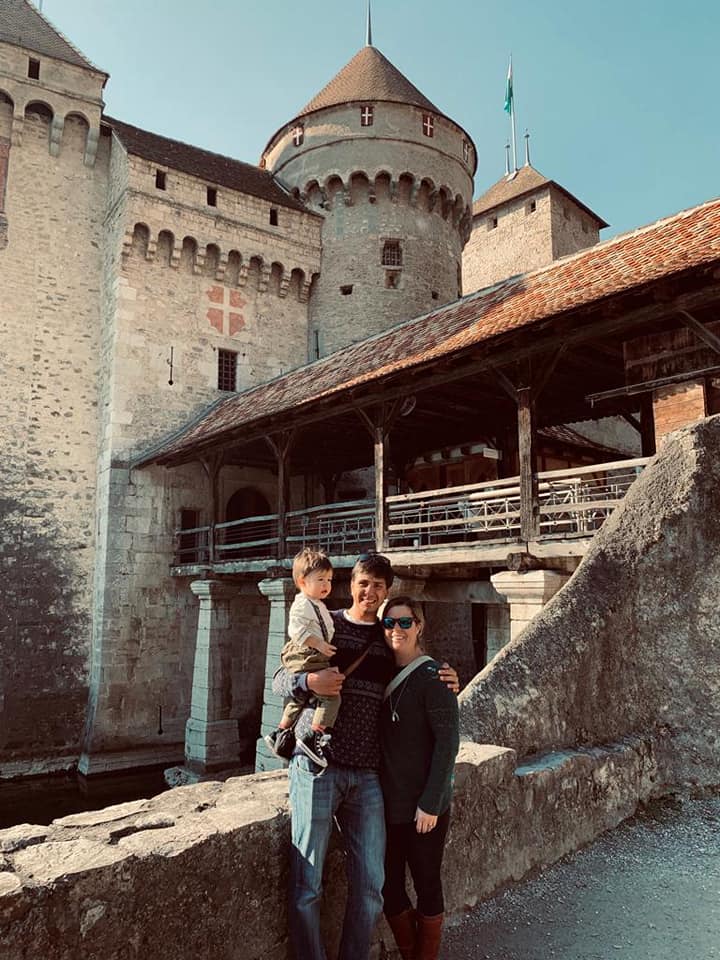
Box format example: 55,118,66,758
272,609,395,770
380,658,460,823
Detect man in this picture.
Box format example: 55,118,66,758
273,553,458,960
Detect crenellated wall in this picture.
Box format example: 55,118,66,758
264,100,474,355
0,94,109,774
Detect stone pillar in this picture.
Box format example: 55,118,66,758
490,569,570,643
256,577,296,772
183,579,240,775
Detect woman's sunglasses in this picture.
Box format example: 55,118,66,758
382,616,416,630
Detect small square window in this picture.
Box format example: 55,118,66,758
488,216,498,230
217,349,237,391
385,271,400,289
422,114,434,138
207,186,217,206
360,105,374,127
292,125,304,147
155,169,167,190
28,58,40,80
269,208,278,226
382,240,402,267
340,284,353,296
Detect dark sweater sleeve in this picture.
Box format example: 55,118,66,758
418,674,460,815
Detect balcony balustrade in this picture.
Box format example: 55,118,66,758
173,457,649,566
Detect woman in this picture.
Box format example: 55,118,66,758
380,596,460,960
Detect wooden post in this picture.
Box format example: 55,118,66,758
267,431,293,560
517,386,539,541
201,454,223,563
374,424,390,551
639,394,656,457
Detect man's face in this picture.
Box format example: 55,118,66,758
350,570,389,622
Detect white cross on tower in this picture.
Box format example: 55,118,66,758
360,105,373,126
422,115,434,138
292,125,304,147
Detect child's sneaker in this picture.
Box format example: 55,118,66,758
297,730,332,768
264,727,296,760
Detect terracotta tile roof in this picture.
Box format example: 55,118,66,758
539,425,635,459
105,117,310,213
473,164,608,228
0,0,105,73
298,45,440,116
135,196,720,466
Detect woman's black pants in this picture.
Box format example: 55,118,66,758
382,809,450,917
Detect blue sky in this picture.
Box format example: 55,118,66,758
42,0,719,238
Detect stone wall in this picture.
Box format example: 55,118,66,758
460,415,720,789
462,186,554,293
0,103,110,773
0,736,659,959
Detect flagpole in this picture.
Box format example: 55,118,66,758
509,56,517,173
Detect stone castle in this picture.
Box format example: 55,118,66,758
0,0,633,782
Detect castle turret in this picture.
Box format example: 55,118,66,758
462,163,608,293
261,43,477,356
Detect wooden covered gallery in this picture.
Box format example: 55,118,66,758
135,197,720,577
133,196,720,774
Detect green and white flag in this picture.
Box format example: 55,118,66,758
504,58,513,114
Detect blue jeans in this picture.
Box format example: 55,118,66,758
288,755,386,960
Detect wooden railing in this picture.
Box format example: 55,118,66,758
172,458,648,565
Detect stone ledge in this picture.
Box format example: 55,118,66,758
0,738,658,959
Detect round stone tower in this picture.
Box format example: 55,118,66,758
261,43,477,357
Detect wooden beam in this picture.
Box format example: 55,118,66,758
517,386,539,541
374,424,390,551
266,431,294,559
621,412,642,433
639,395,656,457
533,345,566,400
677,309,720,355
587,363,720,403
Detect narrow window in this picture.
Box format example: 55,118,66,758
382,240,402,267
360,105,374,127
527,199,537,214
155,169,167,190
462,140,470,163
340,284,353,296
217,349,237,391
422,114,434,138
488,216,498,230
207,186,217,207
269,208,278,226
28,58,40,80
313,329,321,360
292,125,304,147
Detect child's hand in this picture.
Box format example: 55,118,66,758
316,640,337,657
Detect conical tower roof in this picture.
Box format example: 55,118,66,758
0,0,105,74
298,45,440,117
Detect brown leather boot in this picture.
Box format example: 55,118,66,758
386,908,417,959
416,912,444,960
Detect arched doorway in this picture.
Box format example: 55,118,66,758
225,487,271,523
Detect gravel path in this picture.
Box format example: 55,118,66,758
440,796,720,960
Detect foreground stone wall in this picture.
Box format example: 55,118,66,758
460,416,720,789
0,736,658,959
